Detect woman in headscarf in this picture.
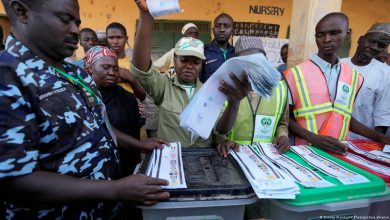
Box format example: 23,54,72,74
83,46,141,175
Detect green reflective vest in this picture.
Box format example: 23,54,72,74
229,80,287,144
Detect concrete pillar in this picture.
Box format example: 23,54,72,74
288,0,342,68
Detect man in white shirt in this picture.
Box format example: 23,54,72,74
341,23,390,140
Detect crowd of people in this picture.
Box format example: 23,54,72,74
0,0,389,219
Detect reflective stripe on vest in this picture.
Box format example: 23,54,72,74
333,69,359,140
230,80,287,144
292,66,320,134
291,64,360,140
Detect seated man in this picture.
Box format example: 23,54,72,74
218,36,290,157
284,12,390,155
132,1,248,147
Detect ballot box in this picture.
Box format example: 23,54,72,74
267,147,390,219
138,148,258,220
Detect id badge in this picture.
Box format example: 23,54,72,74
81,87,98,108
254,115,275,141
335,82,351,106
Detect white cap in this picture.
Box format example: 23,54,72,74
181,23,198,35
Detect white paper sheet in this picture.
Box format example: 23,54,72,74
230,145,299,199
343,141,390,165
256,143,334,188
383,145,390,153
146,142,187,189
345,152,390,176
146,0,182,17
180,53,280,140
291,145,369,185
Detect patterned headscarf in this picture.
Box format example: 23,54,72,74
83,46,117,74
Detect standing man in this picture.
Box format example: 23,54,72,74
73,27,98,67
0,0,169,219
341,23,390,139
277,43,288,74
218,36,290,158
106,22,146,101
284,13,390,155
199,13,235,83
154,22,199,73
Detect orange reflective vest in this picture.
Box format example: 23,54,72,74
284,60,363,145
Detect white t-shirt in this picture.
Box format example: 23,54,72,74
341,58,390,140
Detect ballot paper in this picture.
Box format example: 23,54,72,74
291,146,369,185
146,0,182,17
345,152,390,176
343,141,390,165
145,142,187,189
230,145,299,199
384,145,390,153
180,53,280,140
256,143,335,188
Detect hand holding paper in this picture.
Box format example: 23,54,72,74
135,0,182,17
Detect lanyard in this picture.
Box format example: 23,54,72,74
50,66,97,102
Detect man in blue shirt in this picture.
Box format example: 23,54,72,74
199,13,235,83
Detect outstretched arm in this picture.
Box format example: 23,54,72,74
0,171,169,206
350,117,390,145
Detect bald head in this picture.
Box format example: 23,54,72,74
316,12,349,32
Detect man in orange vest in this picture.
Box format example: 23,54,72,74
284,12,390,155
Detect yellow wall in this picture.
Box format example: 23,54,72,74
75,0,389,58
75,0,292,59
341,0,390,55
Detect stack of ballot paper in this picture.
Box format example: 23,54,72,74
230,145,300,199
340,141,390,177
180,53,280,140
291,145,369,185
342,141,390,164
145,142,187,189
255,143,335,188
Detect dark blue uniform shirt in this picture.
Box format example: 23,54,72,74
199,40,235,83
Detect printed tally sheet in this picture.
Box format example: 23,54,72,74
291,146,369,185
146,142,187,189
343,141,390,165
180,53,280,141
255,143,335,188
230,145,300,199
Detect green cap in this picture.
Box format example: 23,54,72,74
174,37,206,60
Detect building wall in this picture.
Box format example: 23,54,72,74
0,0,388,58
74,0,292,59
341,0,390,55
